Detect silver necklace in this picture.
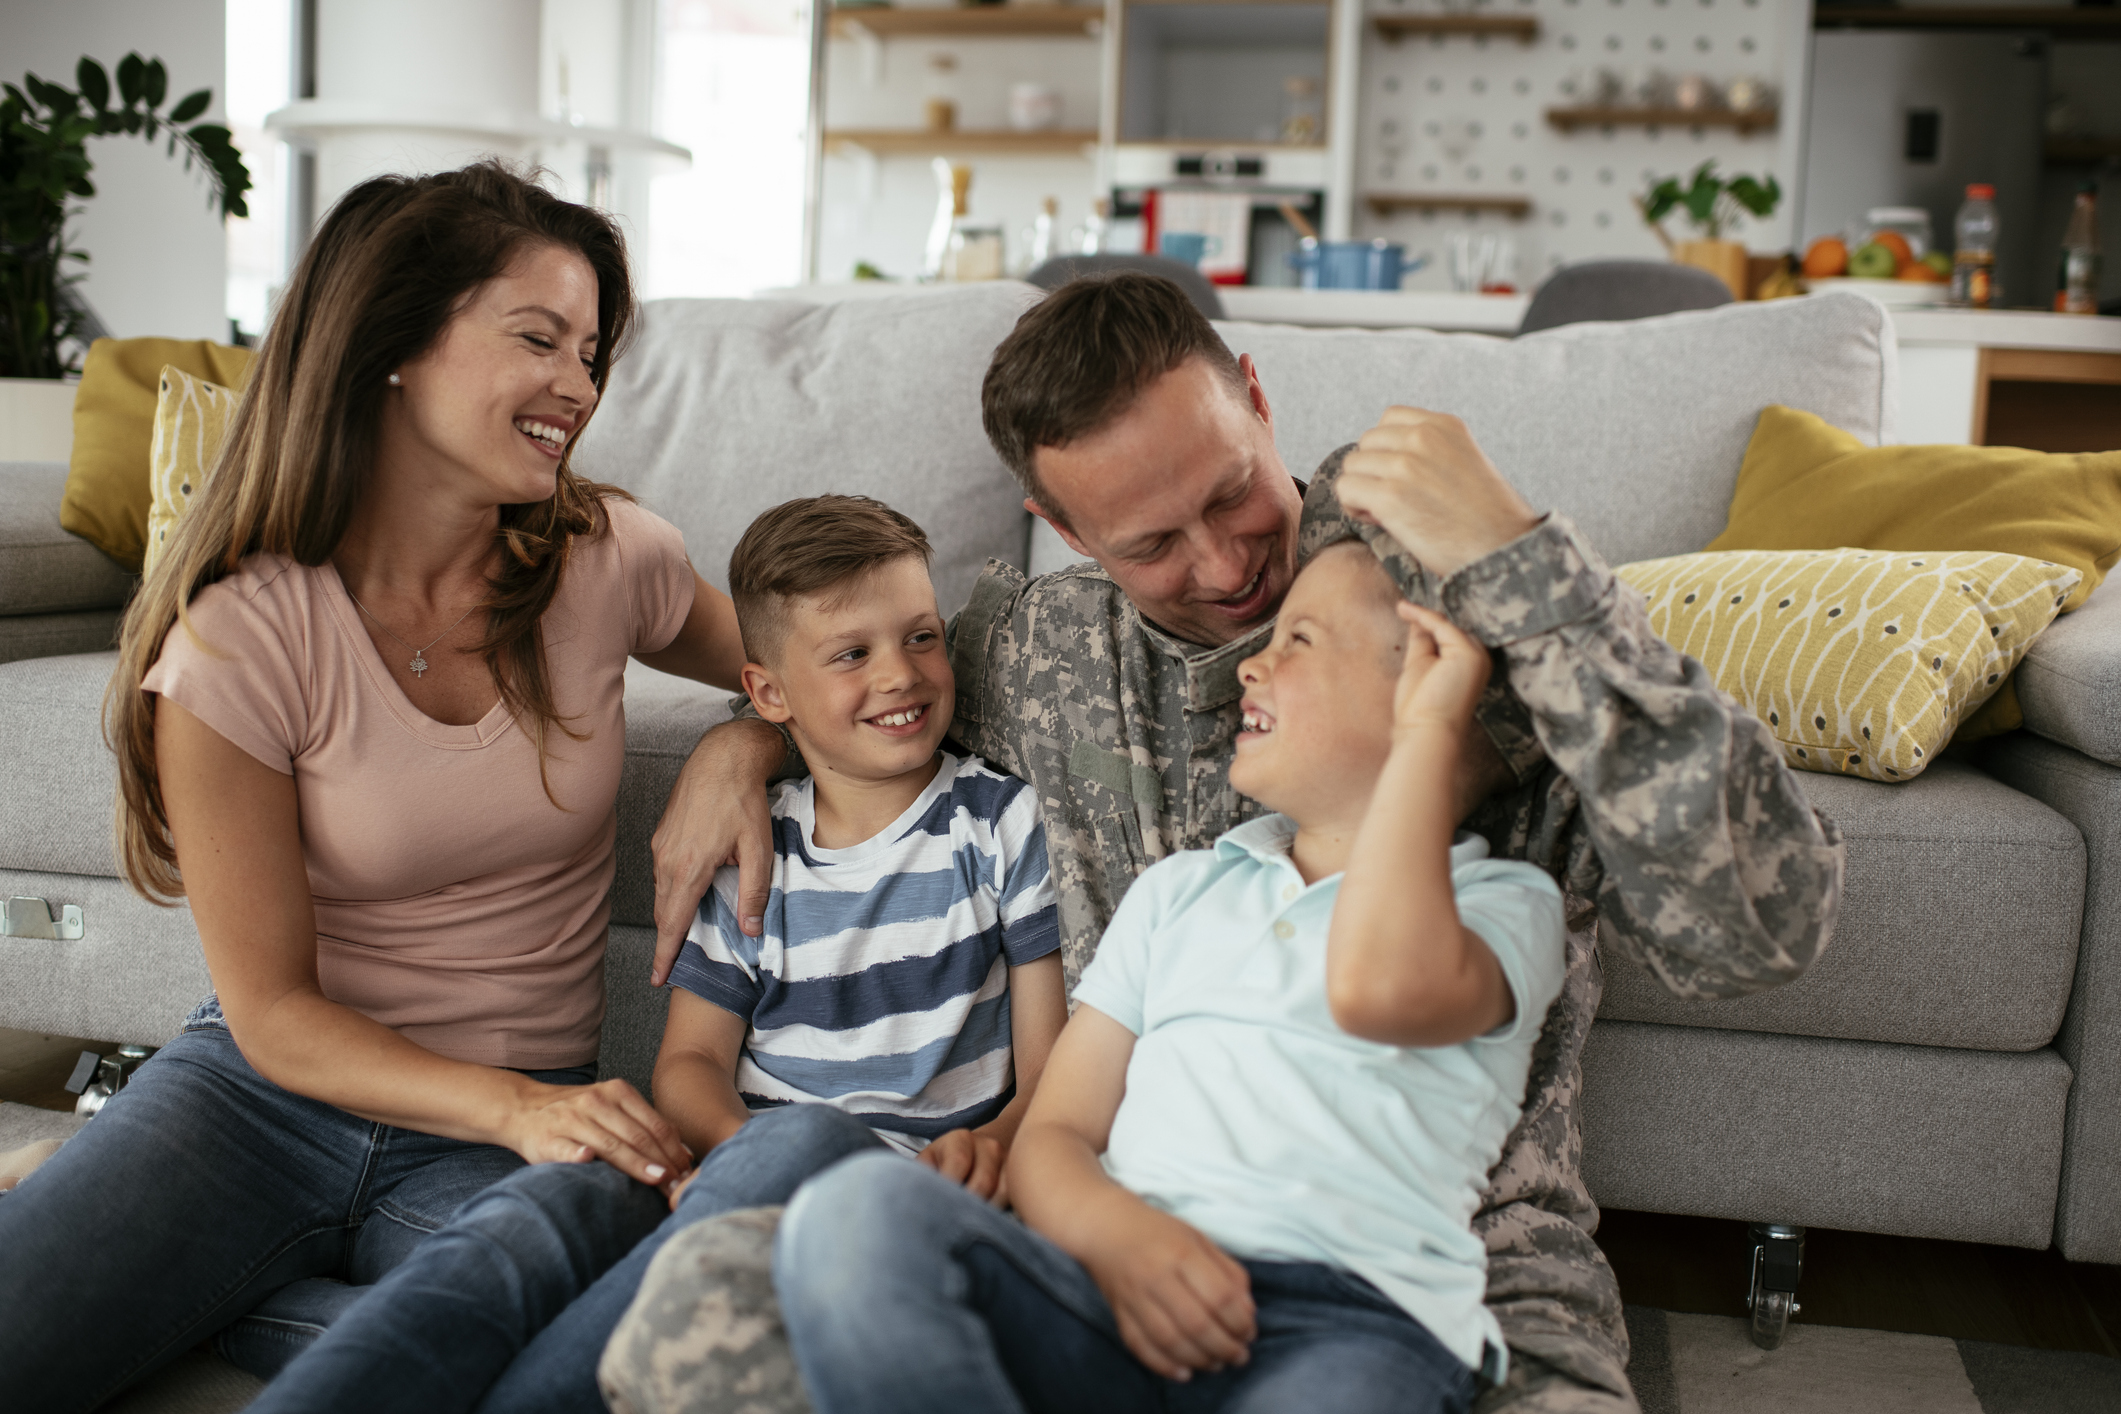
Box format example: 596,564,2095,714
347,591,479,678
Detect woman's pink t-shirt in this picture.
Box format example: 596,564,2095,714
142,497,694,1069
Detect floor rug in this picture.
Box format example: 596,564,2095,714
1627,1306,2121,1414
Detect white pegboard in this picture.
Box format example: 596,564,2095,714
1351,0,1810,288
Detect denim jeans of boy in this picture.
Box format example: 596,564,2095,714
777,1152,1482,1414
247,1100,888,1414
0,1024,591,1414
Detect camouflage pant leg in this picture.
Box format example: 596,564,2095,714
1475,1353,1641,1414
1476,1198,1637,1413
598,1206,812,1414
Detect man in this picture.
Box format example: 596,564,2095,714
644,273,1844,1411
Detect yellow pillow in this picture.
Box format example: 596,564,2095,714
60,337,254,573
1709,405,2121,739
1619,548,2079,782
143,366,242,579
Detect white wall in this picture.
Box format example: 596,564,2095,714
0,0,230,341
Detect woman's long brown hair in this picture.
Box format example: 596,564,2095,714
106,161,636,902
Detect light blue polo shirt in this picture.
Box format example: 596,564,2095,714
1070,813,1566,1379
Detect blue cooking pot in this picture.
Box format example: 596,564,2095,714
1288,238,1423,290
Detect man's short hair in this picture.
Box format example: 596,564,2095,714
980,272,1248,526
727,495,934,663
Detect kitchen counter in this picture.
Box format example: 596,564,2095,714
1217,288,1528,334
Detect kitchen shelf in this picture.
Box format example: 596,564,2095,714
1812,6,2121,40
2045,137,2121,167
827,5,1104,38
824,128,1099,155
1366,193,1533,219
1546,106,1779,135
1372,14,1539,43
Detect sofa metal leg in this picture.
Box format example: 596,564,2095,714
1745,1222,1805,1350
64,1044,157,1118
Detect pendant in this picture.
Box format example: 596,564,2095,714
410,654,428,677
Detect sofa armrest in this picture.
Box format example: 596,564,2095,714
1982,733,2121,1262
2017,575,2121,768
0,461,134,617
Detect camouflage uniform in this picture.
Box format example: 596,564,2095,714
611,451,1845,1412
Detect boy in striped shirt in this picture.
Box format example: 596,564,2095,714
660,494,1069,1191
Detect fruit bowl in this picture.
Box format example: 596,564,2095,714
1803,277,1949,308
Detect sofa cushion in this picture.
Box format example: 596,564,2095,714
1598,760,2084,1052
1214,290,1896,568
0,462,134,617
1581,1021,2069,1248
571,285,1043,619
0,652,122,879
0,609,121,667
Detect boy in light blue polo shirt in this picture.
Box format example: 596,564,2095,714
776,539,1566,1414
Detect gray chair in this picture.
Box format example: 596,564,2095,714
1026,254,1227,320
1518,259,1732,336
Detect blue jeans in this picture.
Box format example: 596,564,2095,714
777,1152,1481,1414
0,1024,591,1414
247,1101,888,1414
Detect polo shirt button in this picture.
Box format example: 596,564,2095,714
1281,884,1297,902
1274,920,1296,940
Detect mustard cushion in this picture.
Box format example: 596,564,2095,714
143,366,242,579
60,338,254,573
1708,404,2121,738
1619,548,2078,782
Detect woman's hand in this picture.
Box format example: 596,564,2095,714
1393,601,1490,740
649,718,787,985
504,1077,694,1193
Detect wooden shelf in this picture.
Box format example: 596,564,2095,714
2046,136,2121,167
1813,6,2121,39
824,128,1099,155
1366,192,1533,219
828,5,1103,38
1546,105,1779,135
1372,14,1539,43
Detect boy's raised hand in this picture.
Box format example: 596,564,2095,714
1395,601,1490,738
918,1128,1007,1203
1081,1201,1256,1381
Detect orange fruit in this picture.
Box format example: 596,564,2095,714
1899,260,1947,283
1803,237,1847,278
1871,230,1915,271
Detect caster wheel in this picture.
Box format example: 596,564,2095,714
1749,1289,1797,1350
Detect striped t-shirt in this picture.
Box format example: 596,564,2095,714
669,751,1060,1152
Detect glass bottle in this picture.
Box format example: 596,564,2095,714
2058,183,2099,316
1951,184,1999,309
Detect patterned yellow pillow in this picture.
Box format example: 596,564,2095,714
143,365,241,579
1618,549,2079,782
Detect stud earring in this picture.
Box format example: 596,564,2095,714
388,373,401,386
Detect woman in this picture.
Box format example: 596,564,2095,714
0,163,745,1412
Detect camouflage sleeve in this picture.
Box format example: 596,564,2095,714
1297,449,1842,1002
1446,515,1845,1000
943,558,1033,779
721,693,808,784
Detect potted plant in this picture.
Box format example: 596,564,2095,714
1,54,251,382
1637,161,1781,301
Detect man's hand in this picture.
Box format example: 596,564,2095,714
1394,601,1491,739
1079,1201,1256,1381
1337,407,1540,578
918,1128,1008,1204
649,719,786,985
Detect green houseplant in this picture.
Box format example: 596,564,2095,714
0,54,252,379
1637,160,1782,300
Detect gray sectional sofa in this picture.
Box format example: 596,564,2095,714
4,284,2118,1311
